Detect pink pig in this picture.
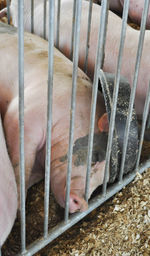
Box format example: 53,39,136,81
94,0,150,29
0,114,17,246
4,0,149,117
0,21,107,215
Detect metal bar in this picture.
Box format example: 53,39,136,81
43,0,47,39
20,159,150,256
70,0,76,60
84,0,93,73
0,248,1,256
101,0,130,194
18,0,26,253
56,0,61,48
44,0,55,238
31,0,34,33
136,82,150,169
84,0,109,202
119,0,150,181
64,0,82,222
6,0,10,24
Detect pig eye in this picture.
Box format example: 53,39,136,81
73,199,78,204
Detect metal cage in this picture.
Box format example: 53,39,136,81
0,0,150,255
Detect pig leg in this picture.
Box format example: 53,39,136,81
0,7,7,19
3,97,44,208
0,114,17,246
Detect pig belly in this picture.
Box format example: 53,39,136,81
0,114,17,246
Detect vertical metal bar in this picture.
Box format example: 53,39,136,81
31,0,34,33
65,1,82,222
136,82,150,169
84,0,93,73
119,0,150,182
18,0,26,253
0,247,1,256
101,0,130,194
43,0,47,39
6,0,10,24
70,0,76,60
56,0,61,48
44,0,55,238
85,0,109,202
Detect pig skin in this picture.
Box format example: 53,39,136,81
0,21,106,216
0,113,17,246
94,0,150,29
7,0,150,117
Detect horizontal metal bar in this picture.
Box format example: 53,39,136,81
18,159,150,256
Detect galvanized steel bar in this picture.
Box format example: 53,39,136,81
119,0,150,181
56,0,61,48
64,0,82,222
84,0,93,73
70,0,76,60
18,0,26,253
136,82,150,169
31,0,34,33
43,0,47,39
20,159,150,256
44,0,55,238
6,0,10,24
101,0,130,194
84,0,109,202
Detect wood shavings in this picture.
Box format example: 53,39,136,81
0,4,149,255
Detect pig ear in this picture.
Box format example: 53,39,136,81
98,113,109,132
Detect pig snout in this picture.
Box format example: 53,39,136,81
63,176,88,213
66,192,88,214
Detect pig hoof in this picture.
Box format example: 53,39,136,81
69,193,88,213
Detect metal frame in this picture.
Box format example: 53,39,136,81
1,0,150,255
